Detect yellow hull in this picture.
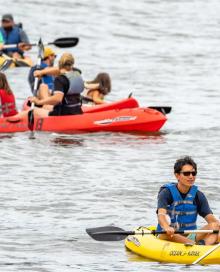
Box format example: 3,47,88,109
125,226,220,265
0,56,32,69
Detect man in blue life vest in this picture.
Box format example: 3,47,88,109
157,156,220,245
0,14,32,63
28,47,57,100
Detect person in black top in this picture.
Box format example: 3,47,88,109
157,156,220,245
28,52,84,117
7,53,84,121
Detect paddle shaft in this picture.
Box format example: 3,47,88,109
28,38,44,134
3,37,79,49
95,229,219,236
192,242,220,265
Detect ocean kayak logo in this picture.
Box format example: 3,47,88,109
94,116,137,125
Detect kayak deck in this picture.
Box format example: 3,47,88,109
125,226,220,265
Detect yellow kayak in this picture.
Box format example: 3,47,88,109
125,226,220,265
0,55,32,69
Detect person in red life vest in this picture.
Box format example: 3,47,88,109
0,72,18,117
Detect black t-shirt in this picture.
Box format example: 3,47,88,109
54,75,69,95
157,186,212,218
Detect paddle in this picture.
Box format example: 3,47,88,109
126,93,171,115
86,226,219,241
0,59,14,71
3,37,79,49
0,52,31,68
192,242,220,265
28,38,44,137
149,106,172,115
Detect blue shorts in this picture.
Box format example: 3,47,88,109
187,233,196,241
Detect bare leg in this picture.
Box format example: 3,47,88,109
158,234,195,244
196,222,219,245
23,56,33,66
12,52,33,66
42,105,53,111
33,107,49,117
6,110,29,121
37,84,51,100
6,107,49,121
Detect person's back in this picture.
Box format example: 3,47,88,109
48,53,84,116
83,72,111,105
0,72,18,117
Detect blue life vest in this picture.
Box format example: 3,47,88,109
0,26,23,54
28,62,54,94
40,62,54,91
157,183,198,231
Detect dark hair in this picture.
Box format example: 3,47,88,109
174,156,197,174
89,73,111,95
0,72,12,94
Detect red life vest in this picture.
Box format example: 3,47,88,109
0,89,18,117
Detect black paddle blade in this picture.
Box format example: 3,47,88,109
0,59,13,71
86,226,133,241
149,106,172,115
38,38,44,59
51,37,79,48
28,109,34,131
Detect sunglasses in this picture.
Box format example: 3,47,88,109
180,171,197,177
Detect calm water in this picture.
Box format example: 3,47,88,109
1,0,220,271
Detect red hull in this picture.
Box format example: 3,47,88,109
0,107,167,134
82,97,139,113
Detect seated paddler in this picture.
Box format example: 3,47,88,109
157,156,220,245
8,52,84,120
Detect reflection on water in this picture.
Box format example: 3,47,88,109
125,248,153,262
0,134,13,141
51,137,84,147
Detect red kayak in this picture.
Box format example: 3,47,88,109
0,98,169,134
82,97,139,113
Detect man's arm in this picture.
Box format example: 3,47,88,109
205,214,220,224
157,188,175,235
157,208,174,234
197,190,220,224
19,29,31,51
